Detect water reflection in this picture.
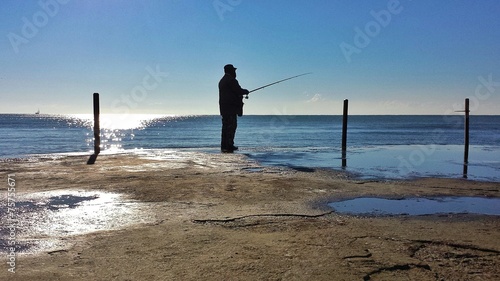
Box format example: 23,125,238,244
0,190,155,255
329,197,500,216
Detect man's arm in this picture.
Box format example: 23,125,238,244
231,79,249,98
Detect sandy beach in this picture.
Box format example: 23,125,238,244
1,151,499,280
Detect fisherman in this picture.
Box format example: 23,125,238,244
218,64,249,153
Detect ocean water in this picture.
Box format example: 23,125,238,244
1,114,499,181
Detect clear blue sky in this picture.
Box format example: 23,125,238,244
1,0,499,115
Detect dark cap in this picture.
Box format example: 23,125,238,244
224,64,237,72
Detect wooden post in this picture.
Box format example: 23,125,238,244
93,93,100,155
87,93,100,164
341,99,348,167
463,98,469,178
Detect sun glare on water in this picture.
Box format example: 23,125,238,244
67,114,177,153
69,114,174,130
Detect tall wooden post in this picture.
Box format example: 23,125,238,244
87,93,100,164
463,98,470,178
341,99,348,167
93,93,100,155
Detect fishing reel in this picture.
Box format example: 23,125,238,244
244,94,249,99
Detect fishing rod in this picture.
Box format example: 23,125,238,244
244,72,312,99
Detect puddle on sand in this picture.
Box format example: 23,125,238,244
0,190,156,255
328,197,500,216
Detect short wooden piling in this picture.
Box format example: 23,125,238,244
463,98,470,178
87,93,100,164
341,99,348,167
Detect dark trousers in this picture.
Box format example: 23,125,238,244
221,114,237,149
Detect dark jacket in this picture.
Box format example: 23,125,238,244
219,74,248,116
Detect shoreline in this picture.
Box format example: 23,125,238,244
1,152,499,280
2,145,499,182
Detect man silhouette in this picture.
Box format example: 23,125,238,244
218,64,249,153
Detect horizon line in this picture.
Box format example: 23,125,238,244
1,113,499,116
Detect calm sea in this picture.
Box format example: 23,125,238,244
1,114,499,181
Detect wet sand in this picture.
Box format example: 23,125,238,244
1,151,499,280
